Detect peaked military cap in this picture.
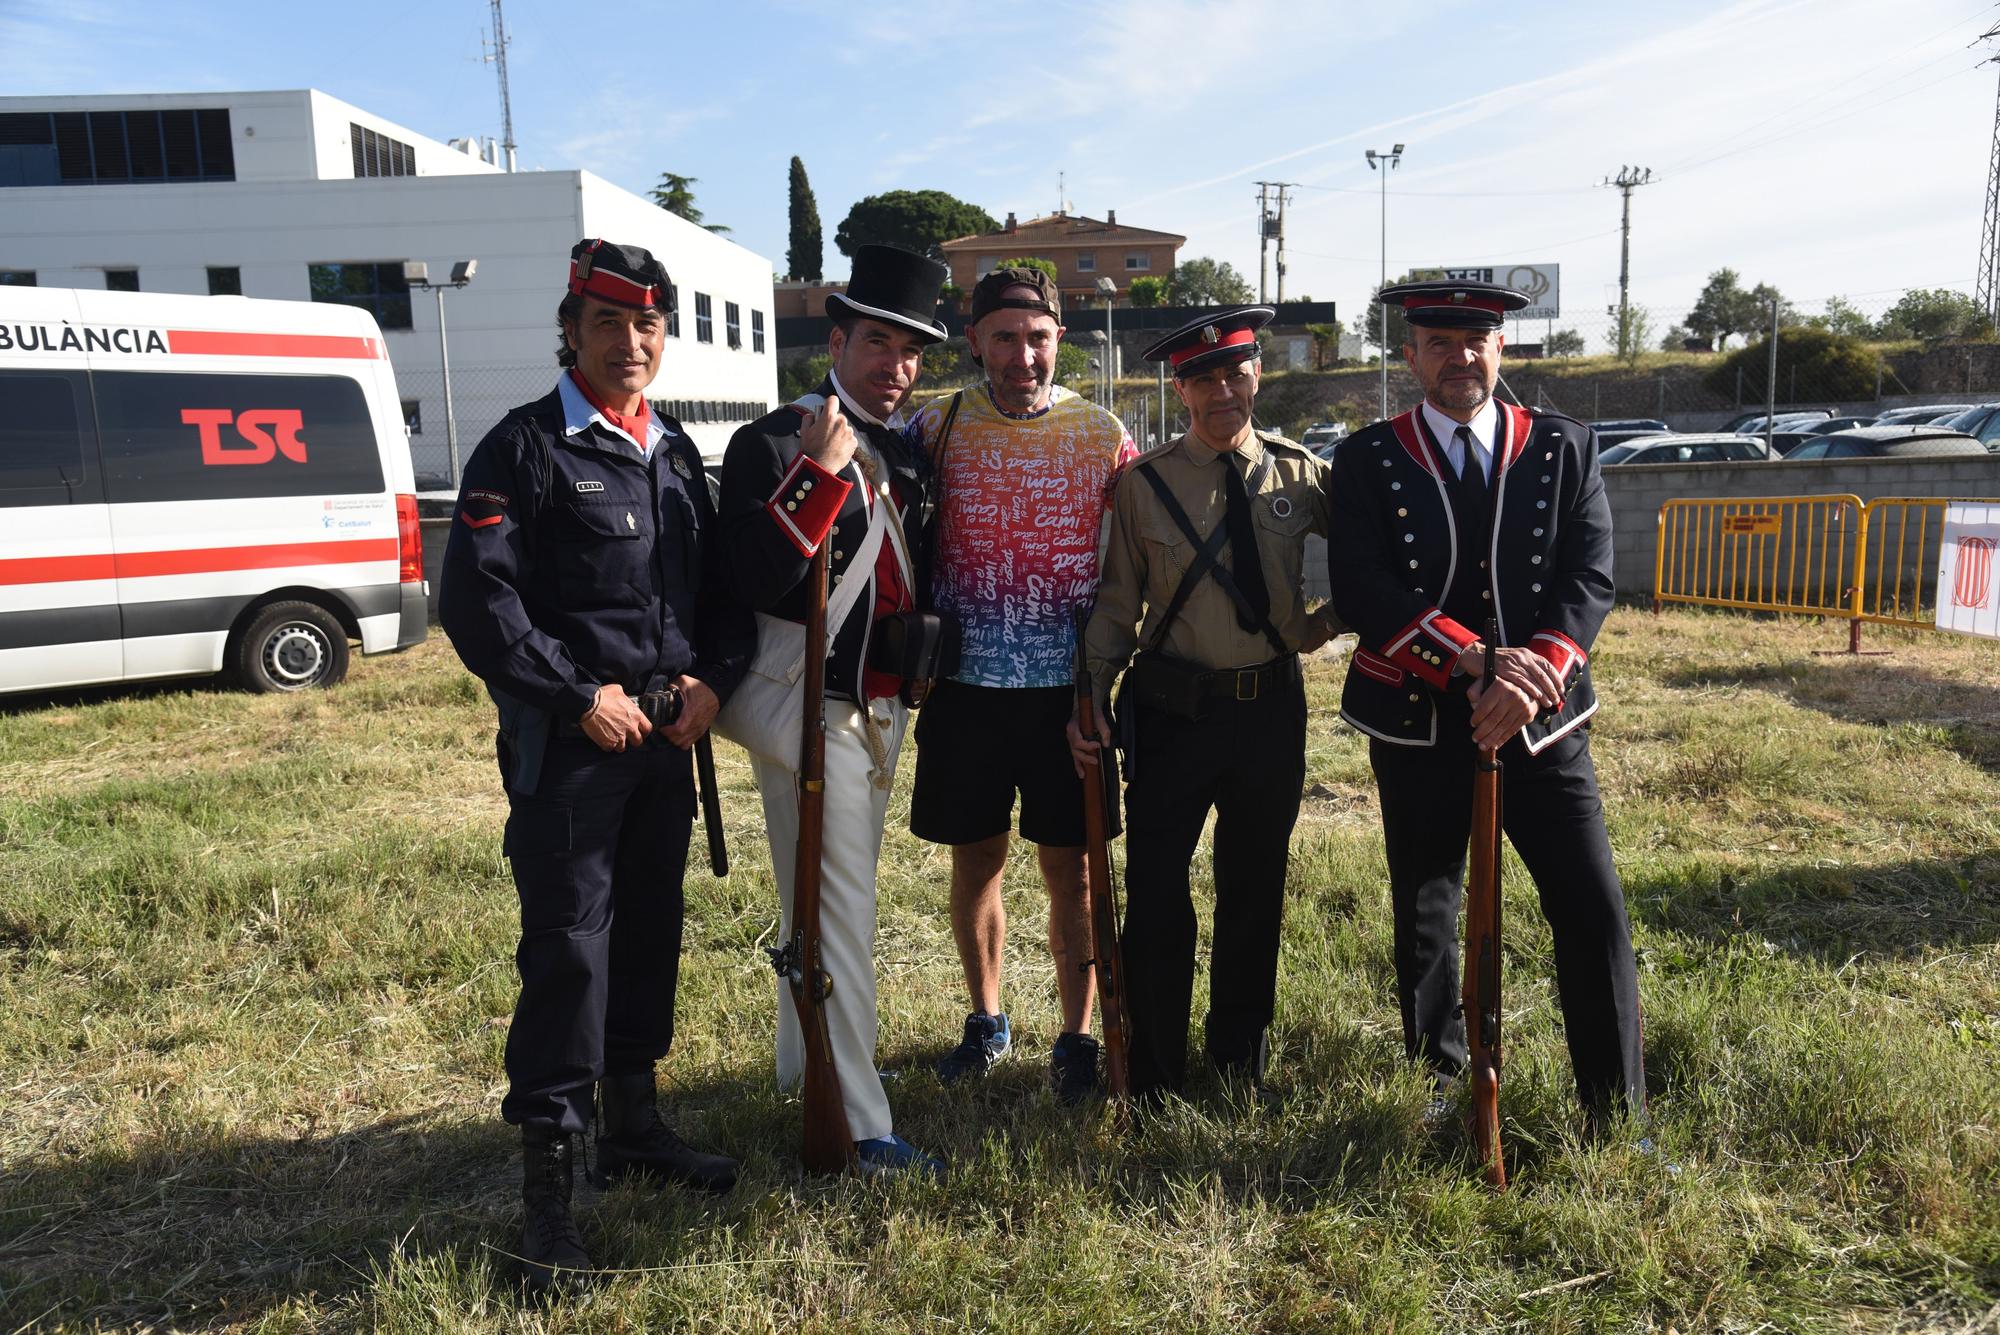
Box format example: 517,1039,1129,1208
1141,305,1275,379
566,238,674,312
1378,278,1529,330
828,244,950,345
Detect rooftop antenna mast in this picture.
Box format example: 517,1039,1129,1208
482,0,517,172
1058,170,1065,214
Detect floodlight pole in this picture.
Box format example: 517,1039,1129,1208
1367,145,1403,421
405,259,478,486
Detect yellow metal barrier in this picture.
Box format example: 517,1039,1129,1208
1855,497,2000,630
1653,494,1864,619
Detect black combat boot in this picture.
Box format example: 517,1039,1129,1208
519,1125,591,1293
595,1069,739,1193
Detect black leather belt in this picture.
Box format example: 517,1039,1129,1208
1197,653,1300,702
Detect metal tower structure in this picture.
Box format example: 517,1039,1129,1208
482,0,517,172
1978,37,2000,321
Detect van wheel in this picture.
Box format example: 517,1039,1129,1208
236,601,350,693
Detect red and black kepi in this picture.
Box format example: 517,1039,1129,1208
566,238,674,313
1379,278,1529,331
1141,305,1275,379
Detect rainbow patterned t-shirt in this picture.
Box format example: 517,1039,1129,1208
915,385,1137,689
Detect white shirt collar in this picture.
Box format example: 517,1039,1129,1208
1422,399,1499,479
556,373,666,456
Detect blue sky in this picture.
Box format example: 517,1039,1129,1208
4,0,1997,331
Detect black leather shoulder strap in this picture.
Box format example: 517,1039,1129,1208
1135,460,1286,655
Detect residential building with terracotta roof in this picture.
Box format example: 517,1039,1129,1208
937,210,1185,306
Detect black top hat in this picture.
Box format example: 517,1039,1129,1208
828,245,950,345
567,239,674,313
1379,278,1529,331
1141,305,1275,379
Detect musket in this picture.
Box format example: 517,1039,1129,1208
1463,617,1506,1189
766,543,854,1173
1071,606,1131,1098
694,733,728,877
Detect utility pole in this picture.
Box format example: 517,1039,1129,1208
1975,25,2000,322
1271,182,1298,304
1255,182,1271,304
1603,165,1652,357
1365,146,1404,421
482,0,517,171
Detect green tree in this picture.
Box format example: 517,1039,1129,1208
1127,275,1170,308
1168,256,1254,306
1807,295,1876,339
1659,324,1697,352
835,190,998,258
786,156,822,281
1546,328,1586,357
1606,304,1653,361
778,352,832,403
1358,267,1445,352
1704,327,1881,402
995,256,1058,281
1055,341,1089,385
1876,288,1994,342
1684,269,1794,350
1305,321,1342,370
650,172,730,233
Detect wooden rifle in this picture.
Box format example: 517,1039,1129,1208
767,544,854,1172
1464,617,1506,1189
1071,606,1131,1098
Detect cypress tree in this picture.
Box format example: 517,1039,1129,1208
787,156,823,282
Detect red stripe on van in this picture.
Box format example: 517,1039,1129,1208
0,538,397,586
166,331,386,360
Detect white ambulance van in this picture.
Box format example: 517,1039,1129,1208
0,287,426,695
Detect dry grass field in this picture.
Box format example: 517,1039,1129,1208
1,606,1996,1332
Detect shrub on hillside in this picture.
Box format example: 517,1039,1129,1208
1704,327,1880,402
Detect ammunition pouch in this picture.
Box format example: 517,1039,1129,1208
1121,650,1210,721
868,610,959,686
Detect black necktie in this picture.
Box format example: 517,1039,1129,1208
1453,425,1488,508
1223,453,1271,634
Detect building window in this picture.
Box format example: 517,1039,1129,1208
0,271,35,287
726,301,742,350
665,285,681,338
206,266,241,296
105,269,139,292
307,261,413,329
1124,253,1151,271
695,292,713,344
1076,252,1096,273
752,309,766,354
401,399,423,436
0,108,233,186
350,124,415,178
975,256,999,279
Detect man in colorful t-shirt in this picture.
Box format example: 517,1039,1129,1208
909,265,1138,1102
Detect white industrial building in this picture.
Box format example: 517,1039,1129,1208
0,88,779,475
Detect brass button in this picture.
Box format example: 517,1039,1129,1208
785,501,797,511
1481,590,1491,599
834,551,846,561
1408,693,1420,703
1397,507,1408,517
803,479,814,490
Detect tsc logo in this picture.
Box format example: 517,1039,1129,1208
180,408,310,466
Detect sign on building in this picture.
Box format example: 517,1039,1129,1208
1438,264,1559,321
1936,501,2000,639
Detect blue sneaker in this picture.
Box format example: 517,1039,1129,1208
935,1012,1010,1084
854,1134,945,1181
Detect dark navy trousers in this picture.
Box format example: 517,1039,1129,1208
499,734,695,1133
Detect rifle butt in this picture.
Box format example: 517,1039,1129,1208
1471,1058,1506,1190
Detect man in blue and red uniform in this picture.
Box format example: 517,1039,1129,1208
715,244,951,1178
1326,278,1646,1128
440,239,753,1289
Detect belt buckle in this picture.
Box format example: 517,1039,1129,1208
1235,668,1260,701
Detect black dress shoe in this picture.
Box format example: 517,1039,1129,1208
595,1070,739,1193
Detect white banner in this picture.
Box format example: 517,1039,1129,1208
1936,501,2000,639
1438,264,1560,321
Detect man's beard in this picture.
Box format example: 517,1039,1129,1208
988,367,1052,412
1430,375,1491,412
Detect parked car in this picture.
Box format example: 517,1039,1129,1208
1767,431,1824,457
1594,428,1677,450
1872,403,1974,427
1784,426,1986,459
1935,402,2000,450
1598,434,1773,466
1800,415,1878,435
1733,410,1832,435
1589,417,1670,434
1300,421,1348,457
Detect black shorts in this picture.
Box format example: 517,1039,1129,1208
910,680,1085,847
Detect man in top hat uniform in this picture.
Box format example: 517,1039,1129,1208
714,244,951,1177
440,239,754,1288
1325,278,1646,1122
1070,307,1337,1098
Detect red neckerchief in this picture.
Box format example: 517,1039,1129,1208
569,369,651,449
862,474,913,700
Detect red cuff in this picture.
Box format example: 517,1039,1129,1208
1529,630,1586,686
765,451,852,557
1382,610,1478,691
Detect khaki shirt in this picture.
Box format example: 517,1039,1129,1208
1086,428,1330,699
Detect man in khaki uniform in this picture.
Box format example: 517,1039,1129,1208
1070,306,1336,1097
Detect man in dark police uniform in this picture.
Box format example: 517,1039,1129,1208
1072,306,1336,1099
1326,278,1646,1125
440,239,753,1289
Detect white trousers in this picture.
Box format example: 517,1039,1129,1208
751,696,907,1144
